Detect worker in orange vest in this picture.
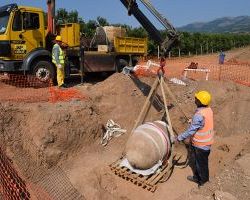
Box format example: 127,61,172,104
175,91,214,187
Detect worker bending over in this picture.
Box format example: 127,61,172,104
52,36,67,88
176,91,214,187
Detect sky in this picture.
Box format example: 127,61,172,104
1,0,250,28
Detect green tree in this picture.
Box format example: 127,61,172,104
55,8,250,56
97,16,109,26
56,8,68,23
68,10,79,23
83,20,98,38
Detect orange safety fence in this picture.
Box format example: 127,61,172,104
226,58,250,66
182,64,250,87
49,87,87,103
133,60,250,87
0,73,52,103
0,73,87,103
133,65,162,77
0,144,85,200
0,146,31,200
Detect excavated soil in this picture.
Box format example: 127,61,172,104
227,46,250,65
1,47,250,200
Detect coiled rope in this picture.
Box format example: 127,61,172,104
101,119,127,146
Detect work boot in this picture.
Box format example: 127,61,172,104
187,175,199,184
59,84,68,88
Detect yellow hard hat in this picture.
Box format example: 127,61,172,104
55,35,62,41
195,90,211,106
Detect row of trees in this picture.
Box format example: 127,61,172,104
55,9,250,56
173,32,250,56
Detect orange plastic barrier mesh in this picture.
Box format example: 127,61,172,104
0,73,52,103
133,66,163,77
0,144,84,200
0,147,31,200
49,87,87,103
226,58,250,66
183,64,250,87
0,73,87,103
218,64,250,84
134,61,250,87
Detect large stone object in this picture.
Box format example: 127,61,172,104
103,26,126,43
125,121,171,170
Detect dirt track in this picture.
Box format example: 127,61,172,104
1,47,250,200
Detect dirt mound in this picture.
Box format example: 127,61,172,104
1,71,250,199
88,73,160,132
74,72,250,142
0,101,102,167
227,47,250,65
64,74,250,199
163,79,250,137
195,81,250,136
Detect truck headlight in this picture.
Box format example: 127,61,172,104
0,63,4,69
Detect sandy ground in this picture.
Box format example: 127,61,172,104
0,46,250,200
60,76,250,200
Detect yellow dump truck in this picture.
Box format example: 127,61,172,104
0,4,147,81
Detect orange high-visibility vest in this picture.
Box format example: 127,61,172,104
192,107,214,147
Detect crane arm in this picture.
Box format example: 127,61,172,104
120,0,179,57
47,0,56,34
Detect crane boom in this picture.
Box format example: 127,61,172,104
120,0,179,57
47,0,56,34
138,0,176,35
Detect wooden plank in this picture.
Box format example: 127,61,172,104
160,77,174,138
163,79,189,121
132,77,159,131
110,161,171,189
151,162,172,185
123,169,132,180
146,170,161,183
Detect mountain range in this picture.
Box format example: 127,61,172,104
178,16,250,33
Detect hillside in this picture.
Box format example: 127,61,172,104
178,16,250,33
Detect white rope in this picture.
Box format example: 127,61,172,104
101,119,127,146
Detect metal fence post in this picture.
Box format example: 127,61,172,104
80,45,84,84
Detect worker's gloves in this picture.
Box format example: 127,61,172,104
57,64,63,69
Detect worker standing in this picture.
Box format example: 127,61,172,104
219,50,226,64
157,57,166,76
52,35,67,88
175,91,214,187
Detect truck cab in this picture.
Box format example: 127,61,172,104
0,4,50,78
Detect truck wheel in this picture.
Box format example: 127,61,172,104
116,58,128,72
33,61,55,82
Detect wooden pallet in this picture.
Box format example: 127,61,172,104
110,158,172,192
